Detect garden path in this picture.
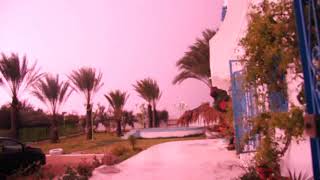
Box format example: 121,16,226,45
91,139,244,180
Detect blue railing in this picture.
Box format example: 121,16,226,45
229,60,259,153
229,59,288,154
294,0,320,178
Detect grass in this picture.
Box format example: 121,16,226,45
31,132,205,154
12,132,205,179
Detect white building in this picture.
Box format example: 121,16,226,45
209,0,313,176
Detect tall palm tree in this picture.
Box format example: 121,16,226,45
133,78,161,127
32,74,72,143
0,53,42,138
105,90,129,137
173,29,216,88
69,67,103,140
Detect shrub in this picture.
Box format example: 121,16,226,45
91,156,102,168
238,166,260,180
101,153,119,166
59,161,97,180
76,160,94,178
60,166,79,180
254,136,279,171
110,144,130,157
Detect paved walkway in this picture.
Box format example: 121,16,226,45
91,139,244,180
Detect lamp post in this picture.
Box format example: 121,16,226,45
62,112,67,129
140,103,147,128
176,101,187,117
91,104,94,140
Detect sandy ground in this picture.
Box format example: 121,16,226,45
91,139,244,180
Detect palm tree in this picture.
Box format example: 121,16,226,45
133,78,161,127
105,90,129,137
69,67,103,140
173,29,216,88
0,53,42,138
32,74,72,143
157,110,169,125
122,110,136,130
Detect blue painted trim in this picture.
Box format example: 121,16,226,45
294,0,320,178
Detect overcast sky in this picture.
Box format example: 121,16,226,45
0,0,223,118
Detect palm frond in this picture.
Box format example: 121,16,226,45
105,90,129,120
0,53,42,98
177,103,222,126
69,67,103,104
105,90,129,111
32,74,72,114
173,29,216,88
133,78,161,104
105,95,115,109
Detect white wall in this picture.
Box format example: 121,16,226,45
280,137,313,177
209,0,252,90
209,0,313,177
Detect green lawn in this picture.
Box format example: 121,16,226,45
31,132,205,154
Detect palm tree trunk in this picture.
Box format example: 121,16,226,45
147,104,153,128
116,120,122,137
10,96,19,139
51,114,59,143
153,105,159,127
86,104,93,140
122,121,127,132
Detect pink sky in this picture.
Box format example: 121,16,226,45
0,0,222,117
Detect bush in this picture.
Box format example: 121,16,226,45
110,145,131,157
60,166,81,180
60,164,94,180
76,160,94,178
238,166,260,180
101,153,119,166
91,156,103,168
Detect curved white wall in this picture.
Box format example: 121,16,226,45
209,0,251,89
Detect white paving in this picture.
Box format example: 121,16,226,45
91,139,244,180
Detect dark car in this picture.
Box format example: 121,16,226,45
0,137,46,177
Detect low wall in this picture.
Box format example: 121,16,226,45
239,137,313,178
280,138,313,177
128,127,205,139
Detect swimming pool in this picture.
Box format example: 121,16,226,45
125,127,205,139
